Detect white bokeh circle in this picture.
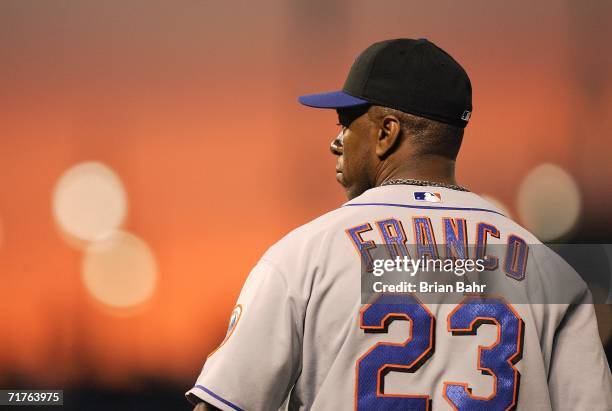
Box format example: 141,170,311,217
82,230,157,308
517,163,581,241
53,161,127,242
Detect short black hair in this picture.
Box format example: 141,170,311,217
368,106,464,160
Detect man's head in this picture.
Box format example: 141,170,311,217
331,104,464,199
299,38,472,199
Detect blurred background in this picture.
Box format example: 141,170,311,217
1,1,611,409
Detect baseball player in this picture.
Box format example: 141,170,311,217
187,39,612,410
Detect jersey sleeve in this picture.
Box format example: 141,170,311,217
186,260,303,411
548,290,612,410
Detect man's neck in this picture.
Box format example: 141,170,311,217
375,155,458,187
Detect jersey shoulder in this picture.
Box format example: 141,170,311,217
261,203,364,264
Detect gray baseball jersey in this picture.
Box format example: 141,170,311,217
187,185,612,410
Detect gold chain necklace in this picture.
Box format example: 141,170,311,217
380,178,469,192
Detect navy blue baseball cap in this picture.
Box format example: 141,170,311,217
298,38,472,127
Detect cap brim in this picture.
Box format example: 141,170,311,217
298,90,369,109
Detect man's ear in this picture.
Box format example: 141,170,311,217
375,115,401,158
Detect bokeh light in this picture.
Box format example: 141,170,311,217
53,162,127,243
480,194,512,218
517,163,581,241
82,230,157,309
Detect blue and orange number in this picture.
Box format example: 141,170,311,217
443,297,524,410
356,296,524,410
356,294,434,411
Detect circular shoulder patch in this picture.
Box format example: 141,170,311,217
226,304,242,338
207,304,243,358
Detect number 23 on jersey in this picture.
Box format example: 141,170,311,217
356,295,524,411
